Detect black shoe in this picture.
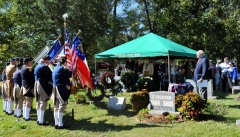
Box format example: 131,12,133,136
55,125,58,129
17,115,22,118
57,124,70,129
14,115,17,117
5,112,8,115
38,121,49,126
8,112,14,115
24,118,31,121
3,110,5,112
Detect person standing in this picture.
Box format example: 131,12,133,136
34,55,53,125
215,59,221,90
216,57,230,92
142,58,154,77
5,58,17,115
170,60,178,83
208,60,216,90
194,50,209,101
226,62,238,93
1,62,10,112
52,57,72,129
13,61,23,117
20,57,35,121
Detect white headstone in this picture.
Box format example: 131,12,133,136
149,91,179,115
207,79,217,99
107,97,126,110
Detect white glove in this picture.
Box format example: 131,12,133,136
48,81,53,85
66,85,71,90
232,80,235,83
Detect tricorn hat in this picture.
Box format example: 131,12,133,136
42,55,51,60
23,57,33,63
15,57,20,61
16,62,23,68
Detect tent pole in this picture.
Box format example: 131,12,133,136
168,53,171,84
94,57,97,79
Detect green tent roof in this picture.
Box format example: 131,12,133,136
95,33,197,58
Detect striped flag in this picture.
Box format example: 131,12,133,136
64,26,93,89
72,36,93,89
64,27,73,69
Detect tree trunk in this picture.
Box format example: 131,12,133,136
143,0,152,32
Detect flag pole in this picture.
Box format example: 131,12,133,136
63,13,68,55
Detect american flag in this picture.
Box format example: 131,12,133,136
64,27,73,69
64,27,93,89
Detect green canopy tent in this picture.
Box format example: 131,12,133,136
95,33,197,58
95,33,197,85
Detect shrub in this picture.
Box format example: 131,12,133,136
204,101,229,117
136,108,150,121
130,90,149,112
74,93,87,104
175,92,207,120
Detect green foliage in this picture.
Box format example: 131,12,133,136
175,92,207,120
167,114,178,121
130,90,149,112
74,93,87,104
120,71,136,88
136,108,150,121
137,76,154,91
204,101,229,117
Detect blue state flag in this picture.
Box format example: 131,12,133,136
48,40,62,60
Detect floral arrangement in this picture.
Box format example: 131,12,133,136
100,71,115,88
137,76,154,91
175,92,207,120
120,71,136,88
74,93,87,104
86,85,105,102
130,90,149,112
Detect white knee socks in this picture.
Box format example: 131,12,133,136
54,111,59,126
58,112,63,126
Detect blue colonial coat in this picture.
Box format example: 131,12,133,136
34,63,53,96
21,65,35,97
13,69,22,87
194,57,209,82
52,64,72,102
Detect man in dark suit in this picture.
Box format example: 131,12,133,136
194,50,209,101
52,56,72,129
20,57,35,121
34,55,53,125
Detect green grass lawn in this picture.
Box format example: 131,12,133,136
1,87,240,137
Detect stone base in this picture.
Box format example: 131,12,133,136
208,96,218,99
149,110,180,115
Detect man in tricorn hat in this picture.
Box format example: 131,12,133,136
5,58,17,115
20,57,35,121
12,59,23,117
52,56,72,129
34,55,53,125
2,61,10,112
